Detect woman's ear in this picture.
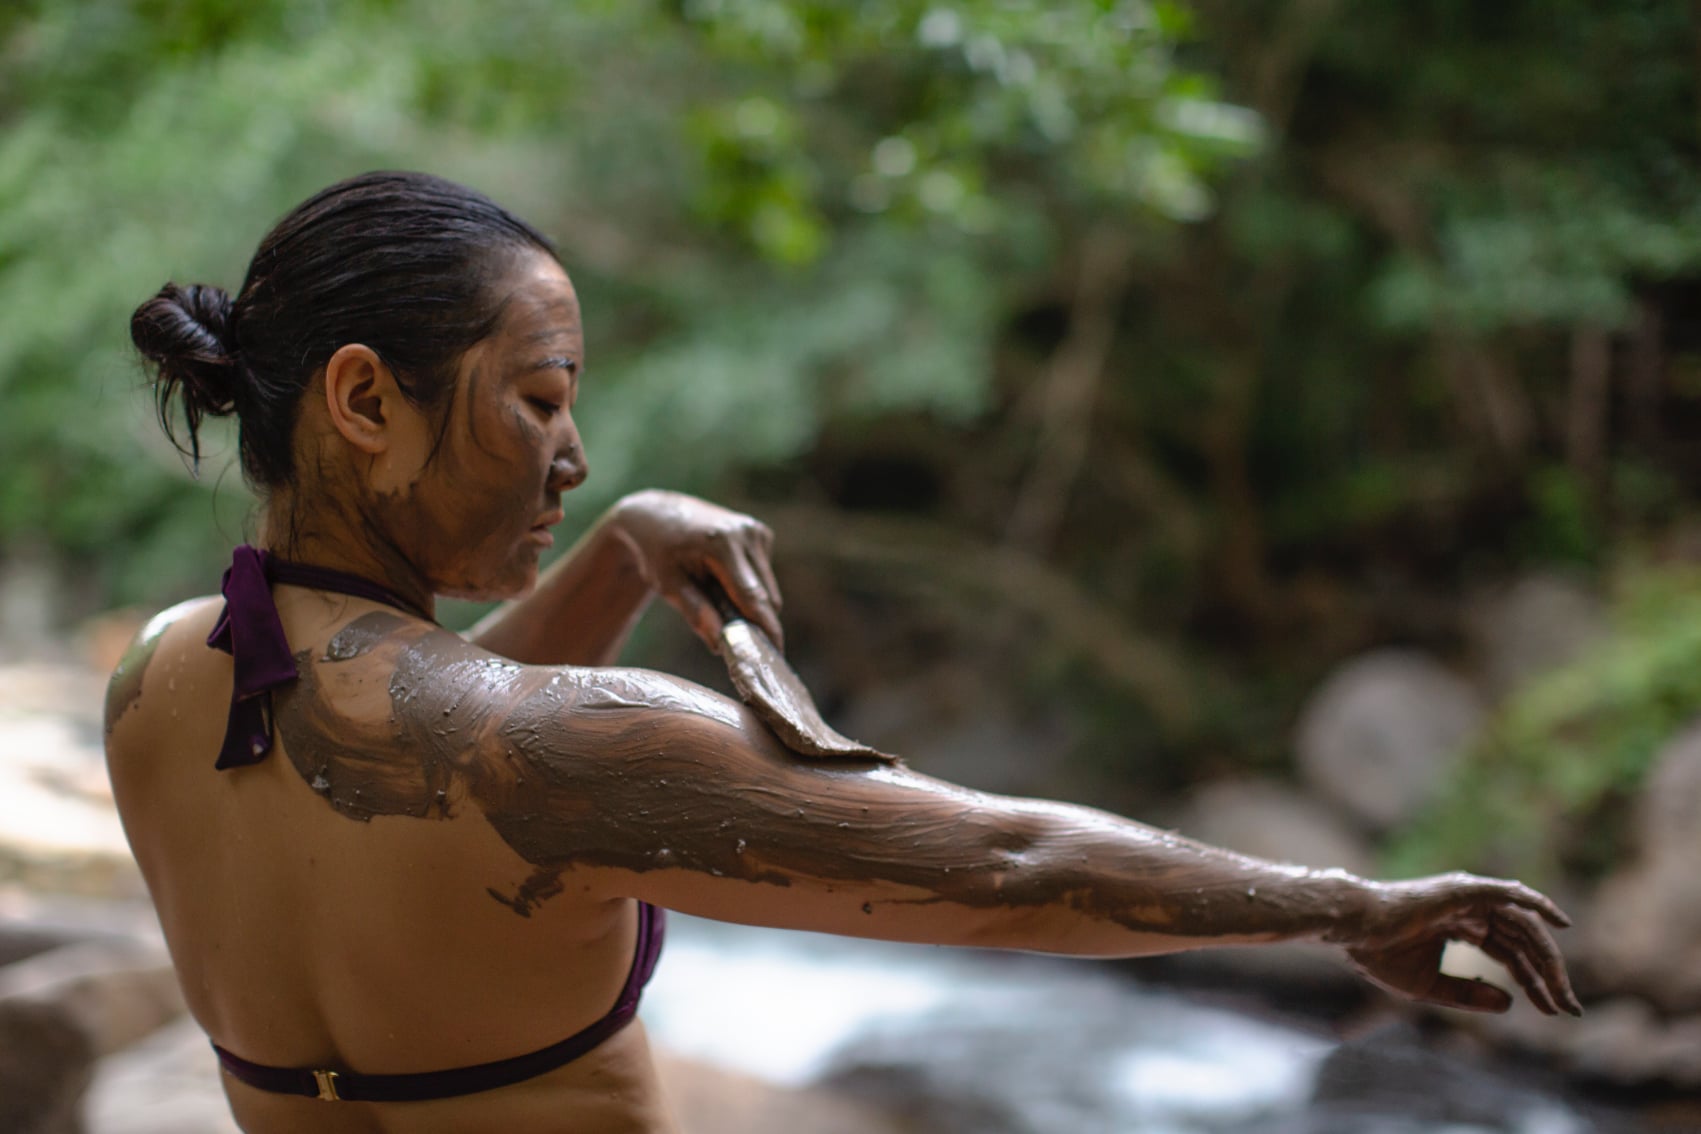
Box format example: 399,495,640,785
323,343,401,455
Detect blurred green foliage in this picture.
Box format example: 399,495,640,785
0,0,1246,604
7,0,1701,882
1388,566,1701,885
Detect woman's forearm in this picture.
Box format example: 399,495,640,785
469,514,654,665
943,792,1373,955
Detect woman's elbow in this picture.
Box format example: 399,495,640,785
909,813,1096,950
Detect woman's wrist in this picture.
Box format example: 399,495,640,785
598,491,674,587
588,499,650,583
1310,868,1378,946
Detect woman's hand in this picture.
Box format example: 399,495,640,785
605,489,785,651
1333,872,1581,1016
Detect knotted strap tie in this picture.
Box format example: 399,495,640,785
206,545,298,770
206,545,431,771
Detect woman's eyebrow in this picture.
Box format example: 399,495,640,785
525,313,579,343
529,356,579,372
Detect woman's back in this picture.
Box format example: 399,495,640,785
105,587,677,1133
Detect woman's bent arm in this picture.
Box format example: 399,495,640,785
469,490,783,666
468,511,654,666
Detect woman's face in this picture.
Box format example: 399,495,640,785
380,249,588,600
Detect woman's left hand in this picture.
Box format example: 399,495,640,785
605,489,785,652
1335,872,1581,1016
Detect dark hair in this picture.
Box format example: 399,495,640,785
131,171,558,488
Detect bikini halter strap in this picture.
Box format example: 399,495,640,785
205,544,428,771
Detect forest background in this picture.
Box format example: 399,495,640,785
4,0,1701,1035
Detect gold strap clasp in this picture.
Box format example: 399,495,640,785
313,1069,341,1101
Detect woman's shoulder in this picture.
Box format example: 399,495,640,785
103,596,223,740
315,612,747,731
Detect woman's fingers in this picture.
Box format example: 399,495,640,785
672,579,725,653
1477,879,1572,929
1427,873,1570,930
1517,887,1572,929
751,529,784,614
711,551,784,649
612,494,788,647
1490,907,1584,1016
1479,928,1560,1016
1425,973,1514,1014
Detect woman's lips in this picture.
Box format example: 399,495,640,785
529,509,565,547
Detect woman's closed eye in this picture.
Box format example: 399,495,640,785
526,396,563,416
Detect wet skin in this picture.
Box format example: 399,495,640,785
106,249,1580,1134
274,608,1580,998
106,595,680,1134
108,591,1584,986
104,608,171,738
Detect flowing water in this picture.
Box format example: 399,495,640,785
645,915,1622,1134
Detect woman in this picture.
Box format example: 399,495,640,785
106,171,1578,1134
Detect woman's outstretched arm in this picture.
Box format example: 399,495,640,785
284,614,1579,1018
469,490,782,666
434,652,1579,1017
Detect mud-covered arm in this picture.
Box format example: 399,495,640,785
468,490,783,666
465,664,1580,1016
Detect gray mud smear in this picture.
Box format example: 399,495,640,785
718,620,895,764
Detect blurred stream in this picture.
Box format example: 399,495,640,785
644,915,1607,1134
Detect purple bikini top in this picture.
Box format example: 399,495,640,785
206,544,428,770
203,544,667,1101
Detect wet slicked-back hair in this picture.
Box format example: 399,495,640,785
131,171,557,489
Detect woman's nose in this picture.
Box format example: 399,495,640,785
548,442,587,492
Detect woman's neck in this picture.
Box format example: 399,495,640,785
258,491,437,621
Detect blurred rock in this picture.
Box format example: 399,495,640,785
0,997,96,1134
1263,1023,1617,1134
0,661,144,902
1566,997,1659,1083
1585,719,1701,1013
1467,572,1607,698
1563,997,1701,1088
0,927,175,1134
1294,650,1483,830
1173,777,1374,876
0,922,95,969
0,894,166,944
85,1017,238,1134
1483,992,1701,1090
0,938,184,1057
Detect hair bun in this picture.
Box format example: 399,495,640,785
132,282,241,409
131,283,242,467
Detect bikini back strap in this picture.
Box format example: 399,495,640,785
213,902,667,1103
266,556,427,618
